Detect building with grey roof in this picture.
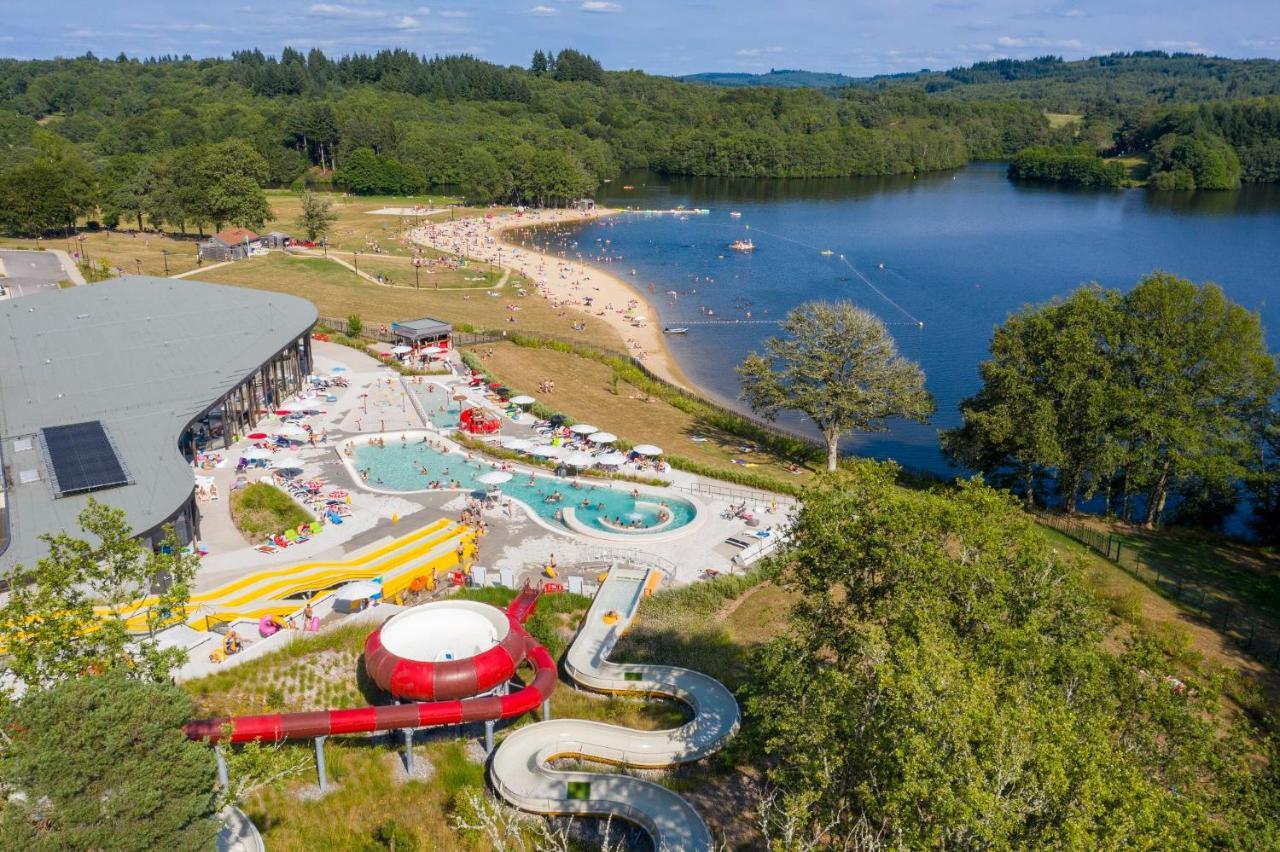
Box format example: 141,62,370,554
0,276,317,574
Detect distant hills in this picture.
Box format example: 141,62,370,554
678,69,862,89
680,53,1280,110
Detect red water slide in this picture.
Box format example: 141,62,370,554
185,587,553,744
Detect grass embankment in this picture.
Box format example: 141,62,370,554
464,340,818,494
193,252,625,354
183,586,684,850
0,229,201,278
229,483,313,545
1106,154,1150,186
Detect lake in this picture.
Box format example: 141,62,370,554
529,163,1280,480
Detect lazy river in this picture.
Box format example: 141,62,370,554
348,437,698,536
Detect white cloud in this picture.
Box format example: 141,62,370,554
414,5,431,12
581,1,622,12
736,46,783,57
393,15,423,29
528,4,557,14
1062,8,1085,17
997,35,1083,50
439,9,469,17
307,4,384,18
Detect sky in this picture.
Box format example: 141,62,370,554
3,0,1278,77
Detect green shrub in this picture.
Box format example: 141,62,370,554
229,483,313,544
346,313,363,336
371,820,418,852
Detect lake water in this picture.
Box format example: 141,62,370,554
530,163,1280,479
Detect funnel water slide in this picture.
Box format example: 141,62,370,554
489,567,741,852
185,587,553,743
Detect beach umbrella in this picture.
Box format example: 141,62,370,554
509,394,536,406
242,447,272,460
596,451,627,466
273,455,303,469
587,431,617,444
274,409,293,416
421,345,447,355
246,432,268,440
477,471,513,486
569,423,599,435
452,393,469,402
632,444,663,456
528,445,563,459
563,451,597,468
390,344,412,354
497,437,534,452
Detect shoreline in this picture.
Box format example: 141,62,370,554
410,208,696,392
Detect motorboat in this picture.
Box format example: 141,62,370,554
663,326,689,335
820,249,834,256
729,239,755,252
729,211,742,218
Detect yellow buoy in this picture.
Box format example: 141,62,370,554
391,513,399,524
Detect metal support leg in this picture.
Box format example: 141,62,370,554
542,699,552,721
314,736,328,793
484,719,495,755
403,728,415,774
216,749,229,790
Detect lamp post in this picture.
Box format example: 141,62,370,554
414,260,420,290
77,234,88,266
134,258,142,275
322,238,327,257
353,250,360,276
161,249,169,275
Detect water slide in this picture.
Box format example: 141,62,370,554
103,519,473,632
186,587,555,743
489,566,741,852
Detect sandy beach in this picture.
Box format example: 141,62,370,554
410,208,694,391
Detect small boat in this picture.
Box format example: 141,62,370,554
729,211,742,218
663,326,689,335
622,185,635,190
820,249,834,256
729,239,755,252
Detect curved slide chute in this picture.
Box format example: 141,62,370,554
489,567,740,852
185,587,554,744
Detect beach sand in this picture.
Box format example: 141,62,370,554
410,208,694,391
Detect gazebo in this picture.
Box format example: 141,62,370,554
389,317,452,349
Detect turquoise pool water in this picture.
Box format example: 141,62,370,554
408,382,466,429
352,440,697,535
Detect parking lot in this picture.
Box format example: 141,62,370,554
0,249,77,298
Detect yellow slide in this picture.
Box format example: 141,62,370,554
101,519,474,633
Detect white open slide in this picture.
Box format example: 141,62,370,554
489,566,740,851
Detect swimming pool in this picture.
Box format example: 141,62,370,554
407,381,465,430
350,437,698,536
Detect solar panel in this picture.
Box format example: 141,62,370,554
40,421,132,498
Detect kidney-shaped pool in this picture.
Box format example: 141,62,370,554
346,435,698,537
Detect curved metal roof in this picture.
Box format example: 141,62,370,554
0,275,317,573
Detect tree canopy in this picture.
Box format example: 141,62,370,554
739,302,933,471
746,464,1280,847
946,273,1279,528
0,671,219,851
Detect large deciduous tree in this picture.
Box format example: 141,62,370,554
0,671,219,851
738,302,933,471
0,500,198,693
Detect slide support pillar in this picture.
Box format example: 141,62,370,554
485,719,495,755
403,728,415,774
542,699,552,721
216,749,229,790
314,736,328,793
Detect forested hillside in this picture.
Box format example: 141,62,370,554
1,49,1279,236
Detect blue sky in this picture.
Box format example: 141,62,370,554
4,0,1278,76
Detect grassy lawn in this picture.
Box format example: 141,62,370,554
0,230,202,278
1106,154,1150,185
1045,111,1084,128
229,483,313,545
472,341,817,484
190,253,626,352
263,191,496,259
337,252,506,291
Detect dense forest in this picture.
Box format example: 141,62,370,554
1,49,1280,235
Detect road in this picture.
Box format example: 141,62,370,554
0,249,77,298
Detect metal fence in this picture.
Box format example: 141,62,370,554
673,480,798,509
1035,511,1280,666
316,315,397,343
